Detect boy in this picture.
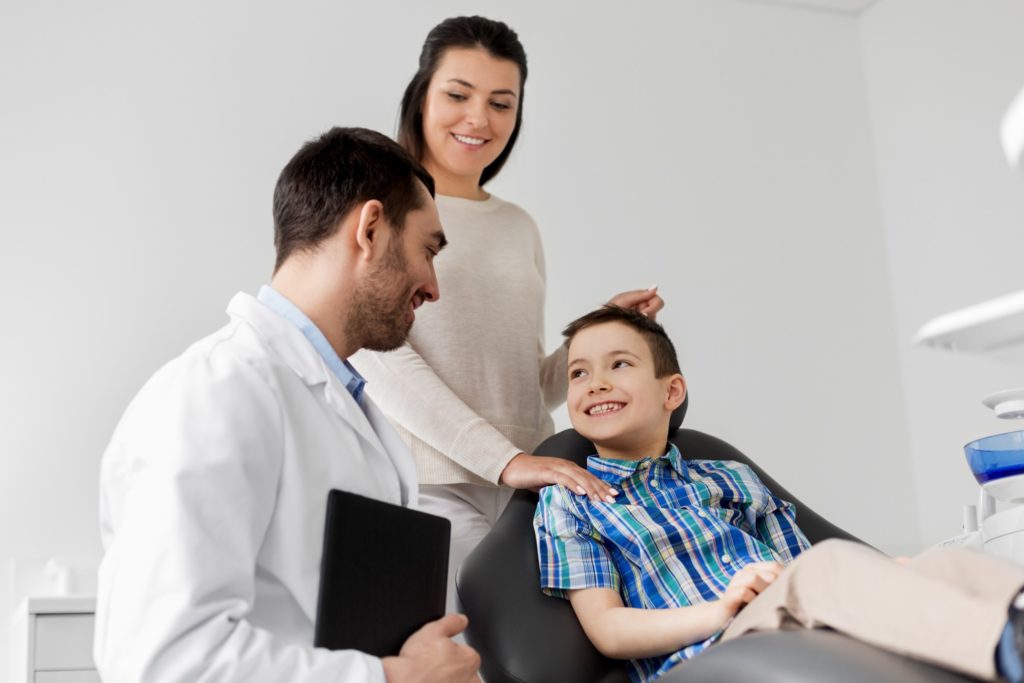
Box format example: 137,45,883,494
534,305,1024,682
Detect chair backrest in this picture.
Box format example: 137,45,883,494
456,408,861,683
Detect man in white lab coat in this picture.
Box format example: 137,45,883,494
95,127,479,682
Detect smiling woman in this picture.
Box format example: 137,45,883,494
351,16,665,616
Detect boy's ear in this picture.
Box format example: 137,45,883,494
353,199,385,261
664,374,687,411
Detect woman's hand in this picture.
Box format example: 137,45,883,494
607,286,664,320
717,561,784,624
499,453,618,503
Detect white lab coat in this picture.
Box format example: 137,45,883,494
95,292,419,682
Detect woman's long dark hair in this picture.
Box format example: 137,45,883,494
397,16,527,187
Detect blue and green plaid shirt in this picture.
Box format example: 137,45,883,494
534,443,811,682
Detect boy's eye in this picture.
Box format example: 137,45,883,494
569,368,586,380
612,360,631,369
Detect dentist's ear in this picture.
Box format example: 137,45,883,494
665,374,687,411
354,199,385,261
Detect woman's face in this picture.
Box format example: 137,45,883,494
420,47,521,189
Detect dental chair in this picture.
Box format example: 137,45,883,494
456,397,978,683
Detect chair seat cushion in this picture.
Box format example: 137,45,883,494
660,630,979,683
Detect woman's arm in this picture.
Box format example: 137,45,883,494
352,343,521,484
538,342,568,412
352,344,614,500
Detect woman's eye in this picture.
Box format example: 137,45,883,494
491,101,512,111
446,92,468,102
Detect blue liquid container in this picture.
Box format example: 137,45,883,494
965,430,1024,484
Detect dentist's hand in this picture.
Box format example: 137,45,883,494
607,286,664,320
500,453,618,504
382,614,481,683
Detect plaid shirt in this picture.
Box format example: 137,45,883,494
534,443,811,682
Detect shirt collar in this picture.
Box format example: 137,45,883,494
586,442,689,484
256,285,366,402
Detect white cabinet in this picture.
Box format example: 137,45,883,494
13,596,97,683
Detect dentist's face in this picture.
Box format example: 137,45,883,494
351,188,444,351
420,47,520,186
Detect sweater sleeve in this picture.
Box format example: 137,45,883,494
539,343,568,412
351,344,523,485
532,217,569,411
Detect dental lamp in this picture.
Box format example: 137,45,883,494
913,83,1024,565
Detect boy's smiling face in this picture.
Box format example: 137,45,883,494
567,321,686,460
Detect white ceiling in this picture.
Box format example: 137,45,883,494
739,0,878,14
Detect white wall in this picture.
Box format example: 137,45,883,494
515,0,913,548
860,0,1024,545
1,0,917,674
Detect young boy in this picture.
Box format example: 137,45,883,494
534,305,1024,683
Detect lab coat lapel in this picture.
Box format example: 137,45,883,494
321,384,417,506
320,379,388,463
228,292,415,501
363,396,417,507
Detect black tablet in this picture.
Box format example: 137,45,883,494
313,489,451,657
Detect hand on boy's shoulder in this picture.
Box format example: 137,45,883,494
505,452,618,504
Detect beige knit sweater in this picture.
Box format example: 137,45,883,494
351,194,567,486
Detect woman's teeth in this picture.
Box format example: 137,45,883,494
453,133,486,146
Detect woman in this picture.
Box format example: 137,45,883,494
352,16,663,610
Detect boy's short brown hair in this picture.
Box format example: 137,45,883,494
562,305,681,378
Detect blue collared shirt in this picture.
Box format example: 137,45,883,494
256,285,366,403
534,443,811,682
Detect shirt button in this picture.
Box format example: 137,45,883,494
650,479,659,489
721,554,732,564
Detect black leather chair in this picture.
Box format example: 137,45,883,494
456,398,978,682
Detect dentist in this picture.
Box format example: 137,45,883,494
95,127,480,683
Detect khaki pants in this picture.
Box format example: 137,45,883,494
721,539,1024,680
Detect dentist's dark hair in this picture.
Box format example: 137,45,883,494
272,126,434,273
562,305,682,378
397,16,527,187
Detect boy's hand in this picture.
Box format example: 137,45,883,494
718,562,783,623
607,286,665,321
382,614,481,683
500,453,619,504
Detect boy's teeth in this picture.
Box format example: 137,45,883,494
589,403,621,415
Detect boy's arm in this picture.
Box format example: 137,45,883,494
567,588,727,660
567,562,783,660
